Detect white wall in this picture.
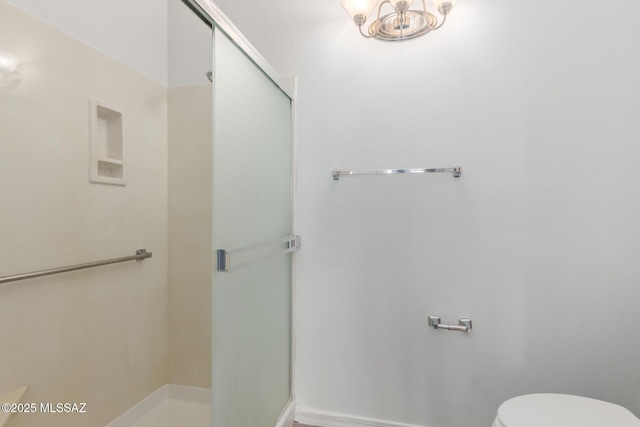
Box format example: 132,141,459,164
166,0,213,389
0,2,168,426
168,0,212,87
5,0,168,86
211,1,640,426
167,84,212,387
5,0,213,88
1,2,215,425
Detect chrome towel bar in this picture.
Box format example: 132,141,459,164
428,316,472,332
332,166,461,180
0,249,152,285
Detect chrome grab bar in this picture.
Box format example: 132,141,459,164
428,316,472,332
216,235,300,273
0,249,152,285
332,166,461,180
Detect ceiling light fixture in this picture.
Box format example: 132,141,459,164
340,0,457,41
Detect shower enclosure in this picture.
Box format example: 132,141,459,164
174,0,297,424
0,0,295,426
207,5,296,427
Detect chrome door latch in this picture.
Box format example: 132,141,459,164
428,316,472,332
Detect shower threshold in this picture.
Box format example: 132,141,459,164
106,385,210,427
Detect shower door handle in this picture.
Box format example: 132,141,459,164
216,235,300,273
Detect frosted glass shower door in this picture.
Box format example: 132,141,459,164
212,27,293,427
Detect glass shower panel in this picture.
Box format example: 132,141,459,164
212,26,293,427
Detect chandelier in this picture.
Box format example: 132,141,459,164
340,0,458,41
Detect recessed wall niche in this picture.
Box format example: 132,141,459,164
89,98,127,185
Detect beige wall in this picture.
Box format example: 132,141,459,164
167,85,212,388
0,2,168,426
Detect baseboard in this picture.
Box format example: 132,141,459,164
295,408,431,427
274,397,295,427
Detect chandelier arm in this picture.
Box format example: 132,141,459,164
373,1,386,36
378,0,388,20
358,23,375,38
359,1,386,39
431,12,448,30
420,0,428,33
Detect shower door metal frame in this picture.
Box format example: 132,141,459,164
185,0,295,99
182,0,298,424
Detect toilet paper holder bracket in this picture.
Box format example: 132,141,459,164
428,316,472,332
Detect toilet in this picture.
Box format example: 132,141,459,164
492,394,640,427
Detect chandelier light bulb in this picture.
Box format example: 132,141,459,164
389,0,414,12
340,0,379,25
432,0,456,15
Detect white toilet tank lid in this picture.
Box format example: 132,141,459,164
496,394,640,427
